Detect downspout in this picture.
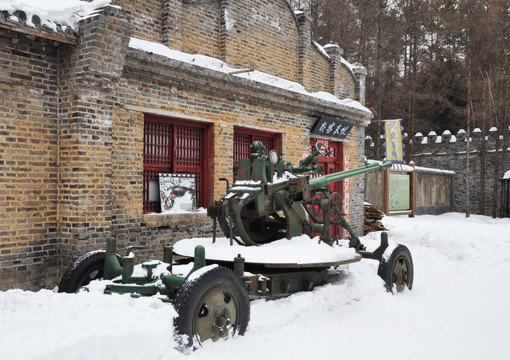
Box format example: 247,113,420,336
56,46,62,272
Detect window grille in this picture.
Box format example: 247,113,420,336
143,116,207,213
233,128,279,167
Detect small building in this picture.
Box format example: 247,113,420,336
0,0,371,290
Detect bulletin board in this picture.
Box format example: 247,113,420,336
382,167,415,217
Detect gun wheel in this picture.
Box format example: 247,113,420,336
58,251,122,293
378,244,414,293
174,266,250,349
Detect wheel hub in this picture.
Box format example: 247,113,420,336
194,287,238,343
393,258,409,292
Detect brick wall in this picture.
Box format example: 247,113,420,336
0,32,60,289
112,0,163,43
338,64,356,100
117,0,358,96
309,46,330,93
56,8,133,268
221,0,300,82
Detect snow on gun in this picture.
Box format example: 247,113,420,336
58,141,414,349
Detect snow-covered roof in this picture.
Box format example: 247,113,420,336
0,0,113,41
503,170,510,180
413,165,455,175
129,37,371,115
3,1,370,115
312,41,331,60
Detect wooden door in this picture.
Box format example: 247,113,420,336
310,138,345,236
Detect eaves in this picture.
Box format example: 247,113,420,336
125,48,372,124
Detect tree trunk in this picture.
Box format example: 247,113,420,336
466,58,471,218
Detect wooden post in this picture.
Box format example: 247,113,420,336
382,168,390,215
409,163,416,217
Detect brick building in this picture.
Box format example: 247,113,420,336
0,0,371,290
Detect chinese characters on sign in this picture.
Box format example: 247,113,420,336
311,116,354,140
384,119,403,162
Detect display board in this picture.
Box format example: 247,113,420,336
382,168,415,217
389,173,410,211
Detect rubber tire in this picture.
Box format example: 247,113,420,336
58,250,114,293
173,266,250,349
378,244,414,293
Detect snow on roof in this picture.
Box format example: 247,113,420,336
0,0,113,32
367,159,455,174
503,170,510,180
413,165,455,175
129,37,372,115
341,57,356,73
3,1,370,115
312,40,331,59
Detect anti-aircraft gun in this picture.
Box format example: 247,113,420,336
57,141,413,349
207,141,392,251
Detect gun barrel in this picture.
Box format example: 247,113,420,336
309,161,392,189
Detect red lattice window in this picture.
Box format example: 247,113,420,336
233,127,280,168
143,115,209,213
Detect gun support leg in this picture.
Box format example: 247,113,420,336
212,215,217,244
359,232,389,260
336,215,363,250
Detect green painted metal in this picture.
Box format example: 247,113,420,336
309,162,392,189
359,231,389,260
207,142,392,248
186,245,206,278
234,254,245,277
104,238,124,280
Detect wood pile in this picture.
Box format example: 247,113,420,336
364,203,387,235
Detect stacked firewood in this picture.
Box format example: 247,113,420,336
364,203,387,235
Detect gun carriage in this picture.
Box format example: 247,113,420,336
59,141,414,349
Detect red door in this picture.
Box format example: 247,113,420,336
310,138,345,236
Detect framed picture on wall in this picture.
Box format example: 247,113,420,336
158,173,196,213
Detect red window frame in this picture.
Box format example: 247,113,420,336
233,127,281,168
143,115,210,213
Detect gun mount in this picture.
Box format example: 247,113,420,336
207,141,392,248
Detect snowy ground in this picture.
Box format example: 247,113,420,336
1,213,510,360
